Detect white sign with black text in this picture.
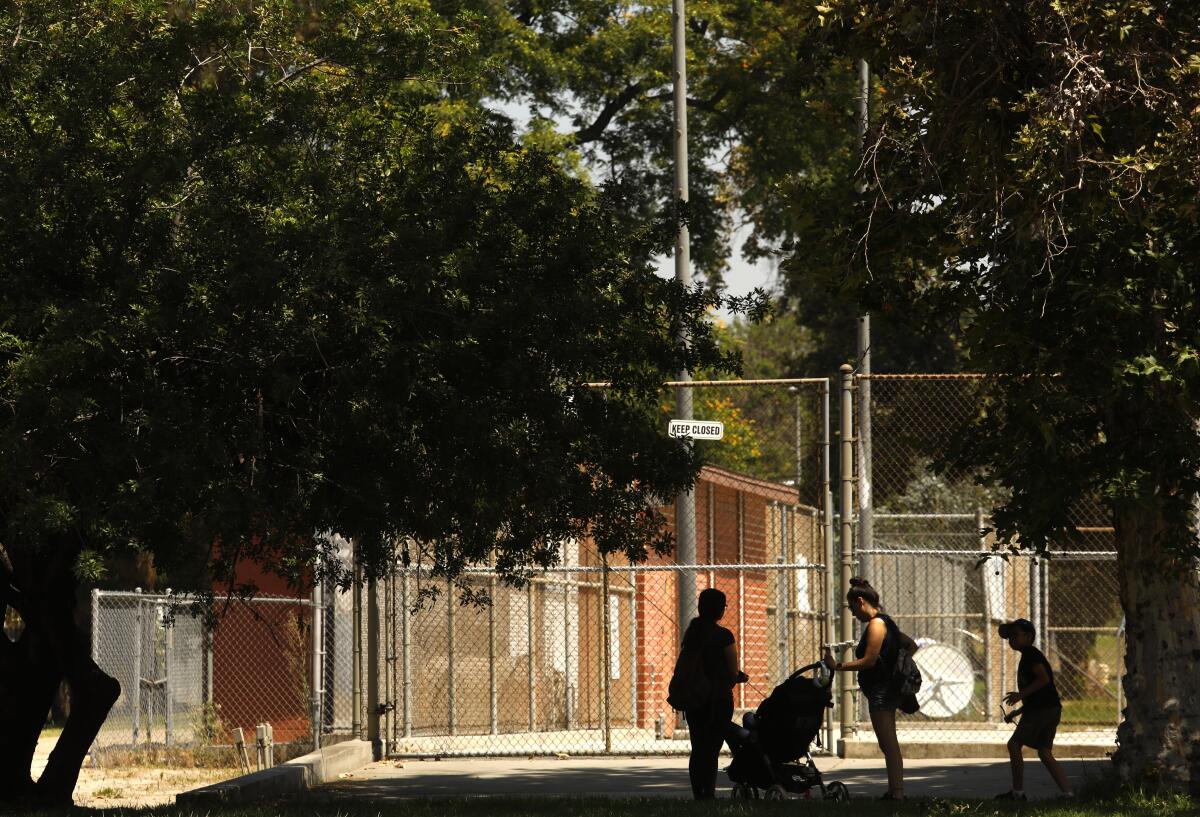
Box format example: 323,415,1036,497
668,420,724,441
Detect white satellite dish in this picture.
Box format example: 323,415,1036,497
913,644,975,718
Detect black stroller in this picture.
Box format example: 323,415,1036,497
725,661,850,801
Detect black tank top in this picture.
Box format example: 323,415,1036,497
855,613,900,690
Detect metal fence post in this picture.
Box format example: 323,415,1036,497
367,575,381,759
563,574,573,730
737,491,746,711
132,588,142,746
352,548,362,740
776,512,788,684
978,507,995,723
488,560,498,736
311,577,323,750
601,557,613,753
526,581,536,733
382,572,392,756
1042,559,1052,665
388,571,397,752
839,364,857,745
630,581,638,728
402,567,413,739
91,589,99,662
164,596,173,746
822,378,835,750
447,579,457,736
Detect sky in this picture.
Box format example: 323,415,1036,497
654,221,782,322
494,98,780,319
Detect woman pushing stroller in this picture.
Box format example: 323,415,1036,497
823,577,918,801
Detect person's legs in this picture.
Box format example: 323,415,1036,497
1038,747,1072,794
686,712,708,799
869,707,904,798
686,712,721,799
1008,736,1025,791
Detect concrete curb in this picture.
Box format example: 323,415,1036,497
176,740,374,806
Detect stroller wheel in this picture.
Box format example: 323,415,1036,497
730,784,749,800
764,785,787,801
823,781,850,803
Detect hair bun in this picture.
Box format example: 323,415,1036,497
849,576,872,589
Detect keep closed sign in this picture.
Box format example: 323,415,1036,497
668,420,725,441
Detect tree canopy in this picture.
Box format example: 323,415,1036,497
0,1,757,803
795,0,1200,791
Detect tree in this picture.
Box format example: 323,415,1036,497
0,1,754,804
437,0,865,284
799,0,1200,792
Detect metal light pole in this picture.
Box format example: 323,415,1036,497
672,0,697,637
856,61,874,568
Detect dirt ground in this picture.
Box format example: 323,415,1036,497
34,733,240,808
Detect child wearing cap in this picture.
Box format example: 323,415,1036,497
995,618,1073,801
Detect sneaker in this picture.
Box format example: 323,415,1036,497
994,791,1026,801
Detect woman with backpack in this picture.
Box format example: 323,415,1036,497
674,587,749,799
822,577,918,801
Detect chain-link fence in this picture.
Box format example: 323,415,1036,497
848,374,1121,748
90,587,359,762
88,380,838,761
369,380,837,756
88,374,1126,763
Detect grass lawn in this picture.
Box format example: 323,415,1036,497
17,794,1197,817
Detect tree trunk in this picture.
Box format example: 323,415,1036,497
1112,502,1200,794
29,577,120,806
2,537,121,807
0,633,60,804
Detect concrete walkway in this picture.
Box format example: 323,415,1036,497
319,756,1109,802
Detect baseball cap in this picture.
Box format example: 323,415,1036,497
998,618,1035,638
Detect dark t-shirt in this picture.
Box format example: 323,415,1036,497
683,619,735,699
855,613,900,691
1017,645,1061,710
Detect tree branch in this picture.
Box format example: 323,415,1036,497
645,85,730,114
574,82,644,144
275,56,330,86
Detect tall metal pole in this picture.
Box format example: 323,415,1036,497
857,316,872,565
672,0,697,640
855,58,873,572
839,364,857,746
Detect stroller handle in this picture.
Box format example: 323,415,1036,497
789,661,825,679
